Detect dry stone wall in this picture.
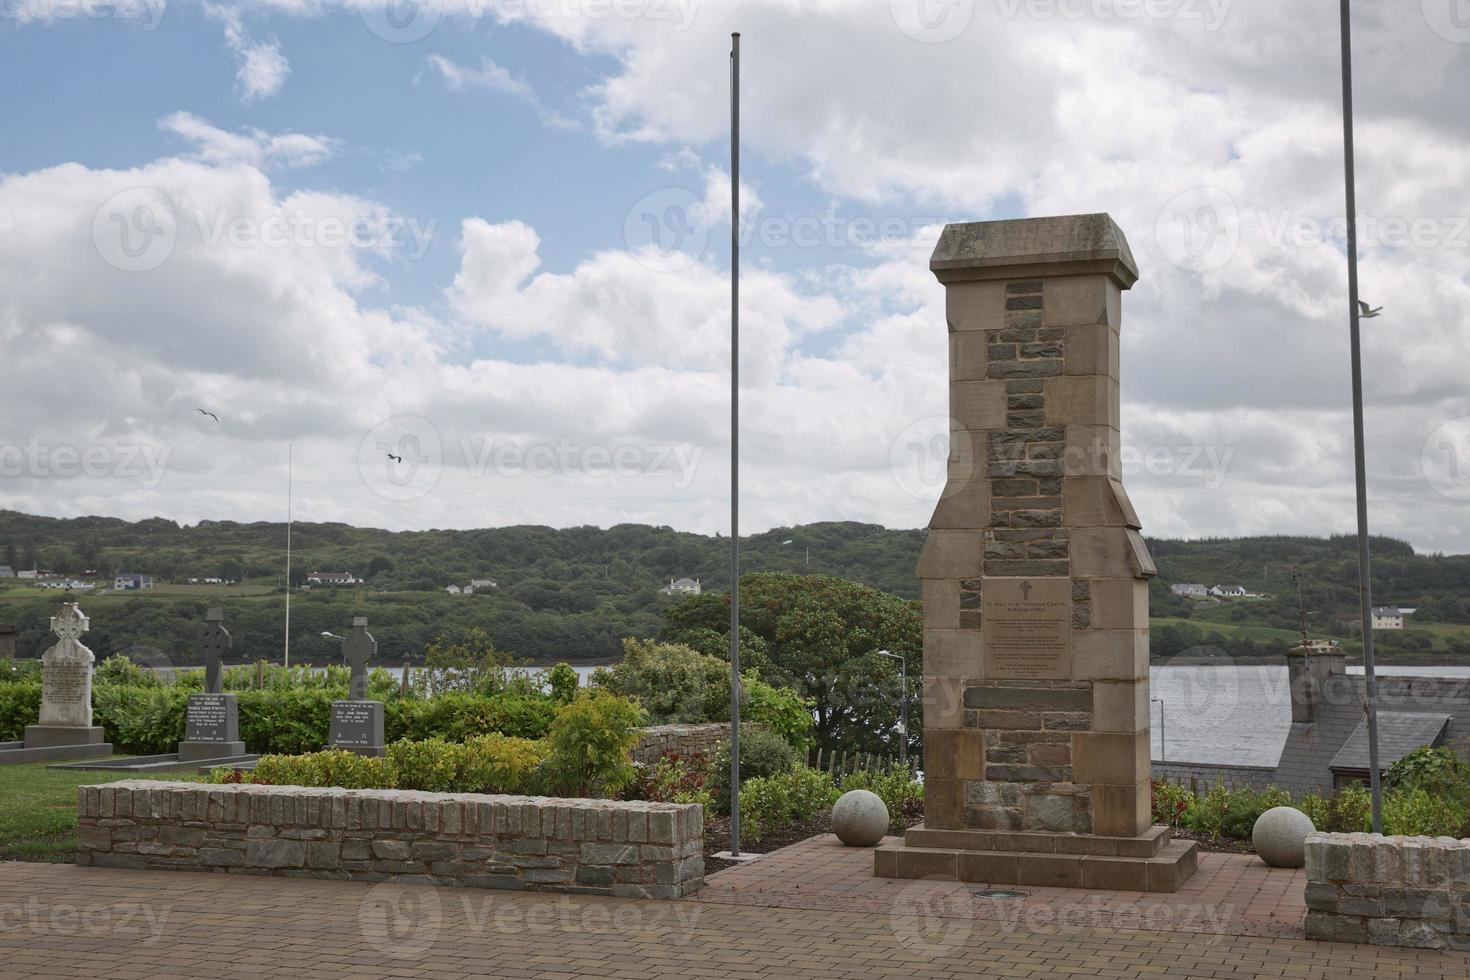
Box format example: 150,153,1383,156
75,781,704,899
1305,831,1470,949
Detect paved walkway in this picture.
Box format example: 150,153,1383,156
696,835,1308,939
1,861,1465,979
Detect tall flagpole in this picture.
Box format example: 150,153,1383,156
284,442,293,671
728,31,743,858
1338,0,1382,833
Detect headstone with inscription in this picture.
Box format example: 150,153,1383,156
874,214,1197,892
176,609,246,762
2,603,114,762
327,616,385,756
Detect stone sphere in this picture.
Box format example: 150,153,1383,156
1252,806,1316,868
831,789,890,847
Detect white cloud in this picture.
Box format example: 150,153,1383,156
159,112,338,169
426,54,536,102
205,3,292,101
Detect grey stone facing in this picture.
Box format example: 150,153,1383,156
1305,832,1470,949
74,781,704,899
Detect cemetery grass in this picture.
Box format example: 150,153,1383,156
0,763,204,863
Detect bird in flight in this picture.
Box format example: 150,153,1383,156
1358,301,1383,319
197,409,219,422
385,451,403,464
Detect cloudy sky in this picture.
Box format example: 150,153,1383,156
2,0,1469,552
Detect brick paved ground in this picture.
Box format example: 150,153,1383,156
1,861,1465,978
696,835,1309,939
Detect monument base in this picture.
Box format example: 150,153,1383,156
177,740,248,762
24,725,107,747
874,823,1198,893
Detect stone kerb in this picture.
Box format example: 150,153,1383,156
1304,831,1470,948
76,781,704,899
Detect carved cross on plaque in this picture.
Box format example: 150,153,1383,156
343,616,376,701
1019,580,1033,602
201,607,232,695
51,603,90,641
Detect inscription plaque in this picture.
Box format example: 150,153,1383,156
185,694,238,743
981,577,1072,679
328,700,384,754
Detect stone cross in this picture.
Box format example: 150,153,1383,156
201,608,231,695
38,602,96,728
52,603,89,642
343,616,375,701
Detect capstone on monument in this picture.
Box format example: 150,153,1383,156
874,213,1197,892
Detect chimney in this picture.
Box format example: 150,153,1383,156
1287,642,1345,723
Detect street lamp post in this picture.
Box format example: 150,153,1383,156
877,650,908,767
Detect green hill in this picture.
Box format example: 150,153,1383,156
1,511,1467,665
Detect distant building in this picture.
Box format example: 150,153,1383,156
1209,584,1248,598
445,585,462,594
306,571,358,586
660,577,702,596
0,566,13,578
114,572,153,591
1170,583,1208,597
17,570,37,580
40,578,93,591
469,578,497,590
1371,607,1405,630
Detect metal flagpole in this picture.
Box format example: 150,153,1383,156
728,31,742,858
284,442,293,671
1337,0,1382,833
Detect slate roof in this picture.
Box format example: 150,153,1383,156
1327,712,1450,773
1272,673,1470,795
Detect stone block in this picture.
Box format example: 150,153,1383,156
1017,853,1082,888
924,779,965,830
923,675,966,728
917,530,983,580
924,629,982,680
1062,477,1140,530
1061,424,1121,479
1070,527,1146,580
246,839,306,870
1073,732,1150,785
1090,781,1152,839
1085,578,1149,631
1043,275,1119,328
925,729,985,781
929,473,990,530
951,380,1008,430
947,280,1006,332
1063,323,1119,377
1043,376,1118,429
957,850,1020,883
1071,629,1148,681
922,580,961,630
1090,680,1148,734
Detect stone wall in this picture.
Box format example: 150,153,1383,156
1305,831,1470,949
632,723,741,766
1151,761,1277,793
75,781,704,899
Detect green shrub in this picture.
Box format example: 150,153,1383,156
0,680,42,742
228,750,399,789
1383,788,1470,837
95,655,161,688
389,734,548,794
1329,785,1373,833
741,674,816,750
540,689,647,798
740,766,839,842
1188,785,1291,840
632,751,713,807
546,663,580,705
386,692,556,743
236,688,336,755
1385,745,1470,799
1151,779,1195,829
841,767,924,828
1297,792,1332,831
708,725,801,814
594,639,729,723
93,685,190,753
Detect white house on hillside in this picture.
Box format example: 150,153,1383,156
1371,607,1405,630
307,571,359,586
1210,584,1248,598
1170,583,1208,597
114,572,153,590
660,577,702,596
470,578,497,590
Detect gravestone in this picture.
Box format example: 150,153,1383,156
873,214,1197,892
327,616,384,756
0,624,16,660
5,603,113,761
176,609,246,762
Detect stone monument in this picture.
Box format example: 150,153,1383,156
0,603,113,764
327,616,385,756
175,608,247,762
873,214,1197,892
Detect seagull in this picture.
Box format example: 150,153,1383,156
1358,301,1383,319
385,452,403,464
196,409,219,422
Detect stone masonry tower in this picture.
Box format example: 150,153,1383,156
874,214,1197,892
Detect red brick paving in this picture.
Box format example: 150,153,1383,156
695,834,1309,939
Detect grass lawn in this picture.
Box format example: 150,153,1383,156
0,762,205,863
